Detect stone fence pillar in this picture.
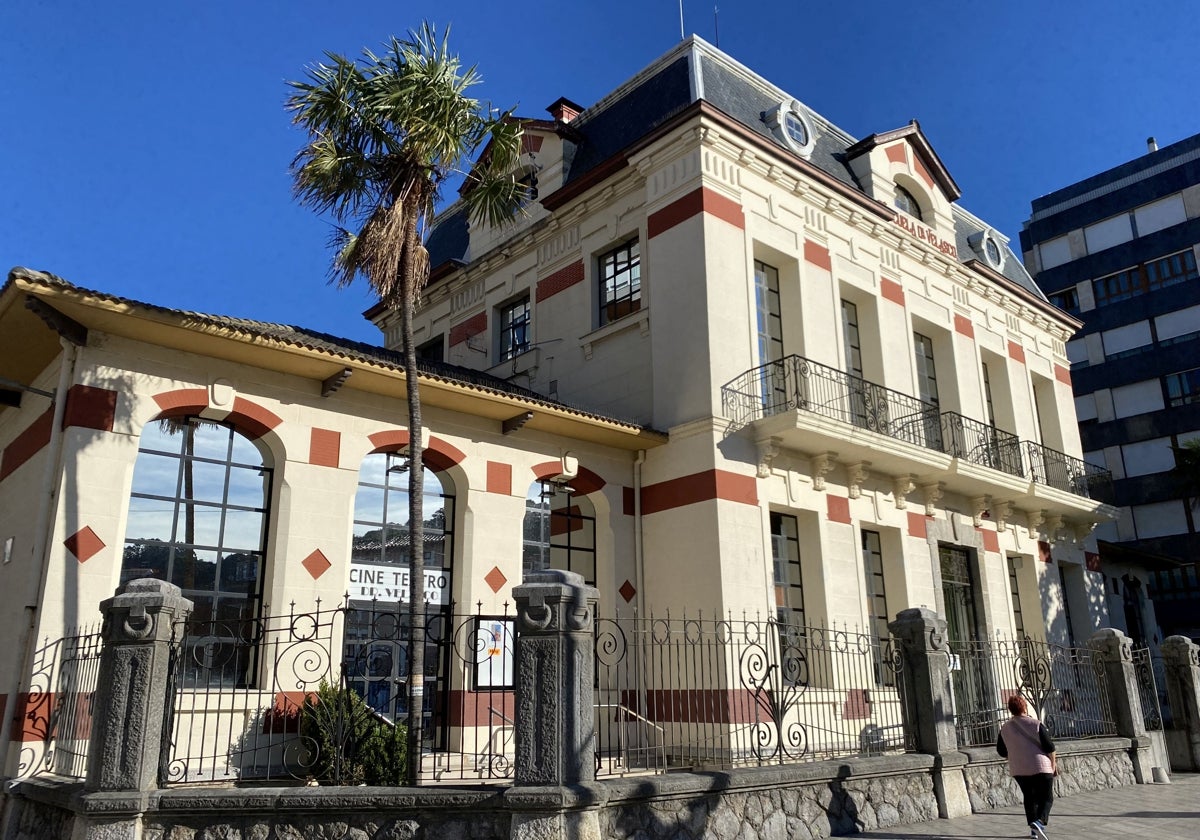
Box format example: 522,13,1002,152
511,569,599,786
86,579,192,793
1161,635,1200,771
888,608,969,818
506,570,600,840
1089,628,1152,782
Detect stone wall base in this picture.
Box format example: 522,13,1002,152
960,737,1139,814
1,741,1151,840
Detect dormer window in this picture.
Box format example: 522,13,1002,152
894,184,923,221
765,100,816,159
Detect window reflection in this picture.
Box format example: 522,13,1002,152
121,417,272,688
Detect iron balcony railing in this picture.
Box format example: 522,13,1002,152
721,354,1114,501
721,355,942,449
1024,441,1114,503
941,412,1024,479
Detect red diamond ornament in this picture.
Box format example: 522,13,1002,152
619,580,637,603
484,566,507,593
64,526,105,564
301,549,331,580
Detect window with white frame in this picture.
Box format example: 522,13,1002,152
771,512,805,629
598,239,641,326
497,296,531,362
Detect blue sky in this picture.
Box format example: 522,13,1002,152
4,1,1198,343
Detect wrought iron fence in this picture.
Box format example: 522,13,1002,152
1132,647,1166,731
594,613,913,775
1024,441,1114,503
949,636,1117,747
941,412,1025,479
161,600,517,786
15,623,104,779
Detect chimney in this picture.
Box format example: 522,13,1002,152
1147,136,1158,153
547,97,583,124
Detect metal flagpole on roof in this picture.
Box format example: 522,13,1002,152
679,0,685,39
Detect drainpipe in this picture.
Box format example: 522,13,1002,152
2,339,78,771
633,449,646,618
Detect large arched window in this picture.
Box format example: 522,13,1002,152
344,451,455,738
123,418,272,686
522,480,596,585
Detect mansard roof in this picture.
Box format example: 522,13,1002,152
423,36,1044,301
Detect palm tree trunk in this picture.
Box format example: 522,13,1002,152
401,223,427,786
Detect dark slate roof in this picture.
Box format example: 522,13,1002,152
1030,131,1200,217
952,211,1046,300
5,267,658,433
424,204,469,273
423,36,1045,301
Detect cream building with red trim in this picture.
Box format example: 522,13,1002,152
0,37,1121,773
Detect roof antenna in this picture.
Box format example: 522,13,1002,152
714,5,719,47
678,0,685,40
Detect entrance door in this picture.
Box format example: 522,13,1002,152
940,546,991,743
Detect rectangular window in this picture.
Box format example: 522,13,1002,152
755,261,783,365
417,334,444,362
981,362,996,427
771,512,805,629
498,297,531,362
842,300,863,378
598,239,641,326
1058,563,1077,647
1007,556,1025,638
1165,367,1200,407
1093,248,1197,307
862,530,894,685
1049,287,1079,314
913,332,939,406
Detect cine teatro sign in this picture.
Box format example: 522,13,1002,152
893,213,958,259
349,562,450,605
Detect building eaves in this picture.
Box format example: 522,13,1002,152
7,267,665,439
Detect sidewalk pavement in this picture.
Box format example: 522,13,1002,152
856,774,1200,839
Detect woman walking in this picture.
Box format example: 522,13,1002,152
997,694,1057,840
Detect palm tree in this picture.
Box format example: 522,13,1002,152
287,23,525,782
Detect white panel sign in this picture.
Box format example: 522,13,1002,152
1112,379,1164,419
1155,304,1200,341
349,562,450,605
1101,320,1151,356
1038,235,1072,270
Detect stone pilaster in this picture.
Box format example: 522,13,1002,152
86,579,192,793
1161,635,1200,771
887,608,969,817
509,570,600,840
512,569,599,786
1089,628,1152,782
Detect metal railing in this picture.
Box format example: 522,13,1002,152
1132,647,1166,731
594,613,913,774
161,600,518,786
720,354,1114,501
1024,441,1114,502
941,411,1024,479
948,636,1117,747
721,355,941,449
15,623,104,779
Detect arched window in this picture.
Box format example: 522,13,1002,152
122,418,272,685
894,184,924,221
344,451,454,736
522,480,596,585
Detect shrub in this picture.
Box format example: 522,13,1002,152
299,681,407,785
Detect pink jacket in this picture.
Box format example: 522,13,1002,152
997,714,1055,776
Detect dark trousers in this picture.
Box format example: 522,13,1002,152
1013,773,1054,825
